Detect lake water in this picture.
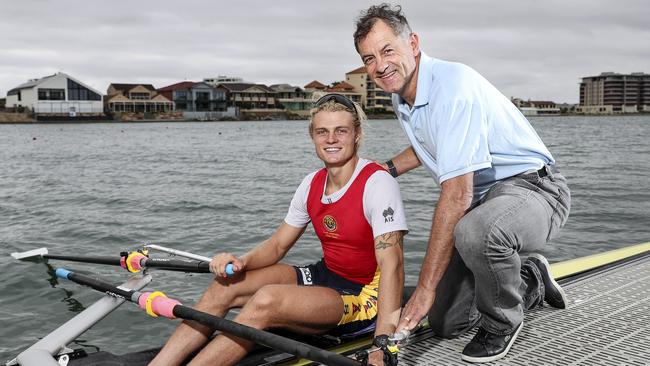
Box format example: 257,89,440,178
1,116,649,360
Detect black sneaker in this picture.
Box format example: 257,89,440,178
461,322,523,363
528,253,567,309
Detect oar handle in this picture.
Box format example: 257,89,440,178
225,263,235,276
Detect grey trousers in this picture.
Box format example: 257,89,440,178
428,167,571,337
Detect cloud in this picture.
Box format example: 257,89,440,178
1,0,648,103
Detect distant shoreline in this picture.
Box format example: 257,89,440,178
0,113,648,124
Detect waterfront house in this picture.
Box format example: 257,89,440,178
303,80,362,107
511,98,560,116
270,84,312,115
303,80,327,92
106,83,174,114
324,81,362,105
158,81,227,111
216,83,280,111
158,81,237,120
5,72,103,116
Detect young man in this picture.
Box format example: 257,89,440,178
353,4,570,363
149,94,407,366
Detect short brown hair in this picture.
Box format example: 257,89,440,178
353,4,412,52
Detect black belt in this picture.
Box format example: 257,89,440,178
537,165,558,178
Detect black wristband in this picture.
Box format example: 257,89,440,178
373,334,389,348
385,160,398,178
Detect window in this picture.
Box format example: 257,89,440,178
130,92,150,100
68,79,101,101
39,89,65,100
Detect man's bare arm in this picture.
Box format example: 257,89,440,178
380,146,421,176
397,172,474,331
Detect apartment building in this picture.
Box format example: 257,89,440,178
579,72,650,114
203,76,244,86
345,66,393,113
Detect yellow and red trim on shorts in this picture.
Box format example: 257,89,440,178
338,268,380,325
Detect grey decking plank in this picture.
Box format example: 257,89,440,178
398,256,650,365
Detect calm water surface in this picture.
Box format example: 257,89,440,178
1,116,649,360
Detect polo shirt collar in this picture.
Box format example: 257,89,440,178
413,52,434,108
395,51,434,111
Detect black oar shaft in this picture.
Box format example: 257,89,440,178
44,253,211,273
56,268,362,366
173,305,361,366
45,254,122,266
60,269,139,301
142,258,211,273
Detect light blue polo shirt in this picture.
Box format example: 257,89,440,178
393,52,554,202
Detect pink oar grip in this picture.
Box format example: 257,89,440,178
120,252,146,272
128,255,144,271
138,292,181,318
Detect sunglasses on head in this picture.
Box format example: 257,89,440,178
314,93,357,111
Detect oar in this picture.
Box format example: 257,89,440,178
10,247,219,274
55,268,362,366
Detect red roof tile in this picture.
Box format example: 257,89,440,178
158,81,196,91
304,80,327,89
328,81,355,91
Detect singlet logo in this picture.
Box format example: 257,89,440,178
383,207,394,223
323,215,337,232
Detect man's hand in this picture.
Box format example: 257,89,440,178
396,286,435,333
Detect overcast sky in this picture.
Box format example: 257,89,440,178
1,0,648,103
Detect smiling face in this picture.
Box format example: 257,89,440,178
311,110,359,168
357,20,420,103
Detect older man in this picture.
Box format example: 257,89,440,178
353,4,570,363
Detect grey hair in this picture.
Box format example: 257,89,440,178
353,3,412,52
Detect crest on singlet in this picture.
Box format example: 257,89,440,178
323,215,337,232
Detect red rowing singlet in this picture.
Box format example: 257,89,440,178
306,163,384,284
